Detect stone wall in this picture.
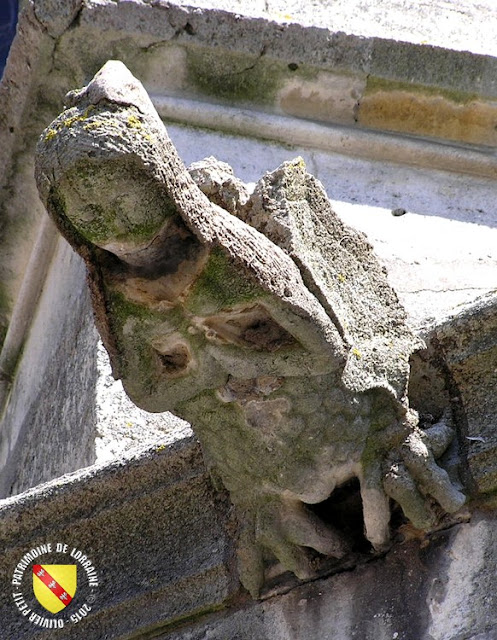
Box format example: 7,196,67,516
0,238,97,497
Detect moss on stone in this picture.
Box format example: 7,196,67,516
107,290,163,330
62,156,177,246
186,248,260,314
186,47,289,105
106,290,165,389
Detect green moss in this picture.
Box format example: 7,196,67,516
107,291,163,329
187,47,286,105
64,157,177,245
366,76,479,105
106,291,164,390
77,203,170,245
186,248,260,314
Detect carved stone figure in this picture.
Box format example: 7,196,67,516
35,61,465,597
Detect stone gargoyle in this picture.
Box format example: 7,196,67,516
35,61,466,597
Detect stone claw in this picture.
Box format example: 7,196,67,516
383,422,465,529
236,496,350,597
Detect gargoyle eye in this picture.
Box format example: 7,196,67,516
198,304,297,352
150,335,194,377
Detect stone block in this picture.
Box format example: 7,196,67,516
33,0,83,38
162,514,497,640
277,72,365,125
359,80,497,146
0,437,236,639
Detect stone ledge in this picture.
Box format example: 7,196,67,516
58,0,497,147
146,514,497,640
16,0,497,154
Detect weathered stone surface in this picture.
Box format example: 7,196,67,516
161,513,497,640
0,2,55,336
432,294,497,497
0,438,235,639
2,0,495,516
276,72,365,126
35,61,466,598
0,239,98,498
57,0,497,149
359,88,497,146
33,0,83,38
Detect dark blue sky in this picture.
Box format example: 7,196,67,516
0,0,19,78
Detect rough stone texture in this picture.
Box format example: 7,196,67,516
224,0,497,58
35,62,466,598
144,513,497,640
32,0,83,38
433,294,497,497
0,438,236,640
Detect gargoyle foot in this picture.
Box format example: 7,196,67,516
237,496,350,598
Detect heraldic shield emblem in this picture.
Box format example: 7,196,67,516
32,564,77,614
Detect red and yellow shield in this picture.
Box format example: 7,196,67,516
32,564,77,614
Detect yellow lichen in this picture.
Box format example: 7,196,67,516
338,273,346,283
62,114,83,128
44,128,58,141
61,106,96,129
83,121,103,131
83,118,120,131
127,114,142,129
352,347,362,358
